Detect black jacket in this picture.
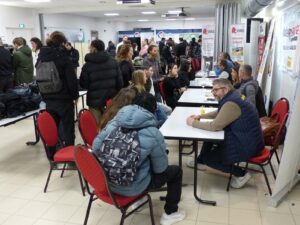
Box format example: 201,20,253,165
67,47,80,68
0,47,13,77
119,60,134,87
80,51,123,109
37,46,79,101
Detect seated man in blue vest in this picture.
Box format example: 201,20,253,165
186,78,264,188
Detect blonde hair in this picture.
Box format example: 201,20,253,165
131,70,146,93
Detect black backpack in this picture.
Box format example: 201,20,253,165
36,61,63,94
96,127,141,186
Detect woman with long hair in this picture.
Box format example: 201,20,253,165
98,88,136,131
130,70,147,93
117,44,134,87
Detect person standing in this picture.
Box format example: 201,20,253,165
30,37,43,78
143,45,164,102
116,36,128,53
12,37,33,85
37,31,79,147
0,39,13,92
64,42,80,74
80,39,123,123
116,44,135,87
106,41,116,58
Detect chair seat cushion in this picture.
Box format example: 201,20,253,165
248,148,270,164
97,191,146,207
54,146,75,162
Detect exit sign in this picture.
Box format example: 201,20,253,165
19,23,25,28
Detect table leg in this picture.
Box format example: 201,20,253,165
26,114,40,145
193,140,216,206
179,140,183,168
81,95,85,108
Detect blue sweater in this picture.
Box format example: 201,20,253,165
93,105,168,196
218,91,264,163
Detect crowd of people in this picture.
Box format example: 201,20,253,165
0,31,270,225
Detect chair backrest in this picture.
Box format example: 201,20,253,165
272,113,289,150
271,98,289,123
159,81,166,101
74,145,118,206
37,111,58,148
78,109,98,147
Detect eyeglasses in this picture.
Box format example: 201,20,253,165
211,87,225,93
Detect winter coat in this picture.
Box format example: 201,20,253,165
93,105,168,196
13,45,33,85
0,46,13,77
118,60,134,87
80,51,123,109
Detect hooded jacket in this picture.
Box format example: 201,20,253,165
0,46,13,77
37,46,79,101
13,45,33,85
80,51,123,109
93,105,168,196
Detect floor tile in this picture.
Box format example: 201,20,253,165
16,200,52,218
197,206,228,224
229,209,262,225
2,215,36,225
0,197,29,214
261,212,295,225
42,204,79,222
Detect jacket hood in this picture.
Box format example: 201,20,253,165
18,45,32,56
115,105,157,129
85,51,110,64
38,46,65,62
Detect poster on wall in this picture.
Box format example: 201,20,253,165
229,24,245,64
281,10,300,77
202,25,214,57
44,27,84,43
155,29,201,43
257,22,267,67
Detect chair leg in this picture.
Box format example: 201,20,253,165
274,151,280,164
77,170,85,196
44,165,53,193
269,162,276,179
60,163,66,178
226,165,233,192
84,194,94,225
261,165,272,195
120,212,126,225
147,194,155,225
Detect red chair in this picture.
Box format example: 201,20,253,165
78,109,98,147
106,99,112,108
159,80,166,103
37,111,85,195
74,145,155,225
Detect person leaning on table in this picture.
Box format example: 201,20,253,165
186,78,264,189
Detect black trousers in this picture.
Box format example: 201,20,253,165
197,142,245,177
149,165,182,214
45,100,75,147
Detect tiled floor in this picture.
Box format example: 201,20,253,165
0,113,299,225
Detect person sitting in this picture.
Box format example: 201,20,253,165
231,62,240,87
186,79,264,188
178,59,192,87
214,52,234,76
236,64,267,117
93,92,185,225
163,64,187,109
218,59,232,83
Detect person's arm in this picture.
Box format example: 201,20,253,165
79,64,89,89
245,84,256,105
73,49,80,65
65,60,79,100
191,102,241,131
115,60,124,90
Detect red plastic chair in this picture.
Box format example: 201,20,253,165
37,111,85,195
78,109,98,147
159,80,166,103
74,145,155,225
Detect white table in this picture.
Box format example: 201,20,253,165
189,78,215,89
195,70,217,78
160,107,224,205
0,108,43,145
178,88,218,107
75,90,87,121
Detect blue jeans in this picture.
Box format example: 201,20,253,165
155,103,168,127
197,142,245,177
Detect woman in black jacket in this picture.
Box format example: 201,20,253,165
117,44,135,87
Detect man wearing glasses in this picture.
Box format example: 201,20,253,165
186,79,264,189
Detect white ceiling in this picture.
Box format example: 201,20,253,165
0,0,243,22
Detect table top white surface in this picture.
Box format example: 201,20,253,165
79,90,87,96
0,108,41,127
160,107,224,141
178,88,218,105
195,70,217,78
189,78,215,88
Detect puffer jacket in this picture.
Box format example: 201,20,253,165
93,105,168,196
80,51,123,109
13,45,33,85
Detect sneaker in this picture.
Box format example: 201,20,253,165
186,160,206,171
230,172,251,189
160,211,186,225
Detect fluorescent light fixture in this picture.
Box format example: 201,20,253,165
24,0,51,2
117,0,152,4
184,18,195,21
272,7,278,16
104,13,119,16
138,19,149,22
165,18,176,21
141,11,156,14
276,0,286,7
168,10,181,14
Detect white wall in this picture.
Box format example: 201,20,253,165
96,20,126,47
0,5,39,44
